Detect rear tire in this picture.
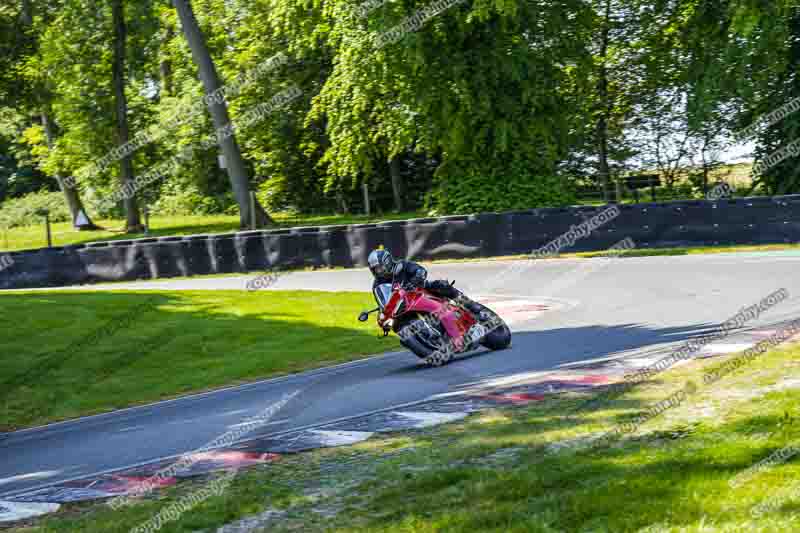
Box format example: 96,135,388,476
480,321,512,350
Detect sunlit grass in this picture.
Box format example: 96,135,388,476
20,337,800,532
0,211,425,252
0,289,399,430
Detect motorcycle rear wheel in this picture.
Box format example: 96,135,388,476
480,319,512,350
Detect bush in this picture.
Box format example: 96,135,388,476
151,182,235,216
427,171,576,214
257,175,292,212
0,190,72,228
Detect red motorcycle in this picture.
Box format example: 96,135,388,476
358,281,512,365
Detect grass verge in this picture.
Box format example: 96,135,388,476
0,211,425,252
10,335,800,532
0,290,399,431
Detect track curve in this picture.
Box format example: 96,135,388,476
3,251,800,500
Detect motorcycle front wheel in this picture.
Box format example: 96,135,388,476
398,317,452,365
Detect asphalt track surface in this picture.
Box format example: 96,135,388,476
3,251,800,499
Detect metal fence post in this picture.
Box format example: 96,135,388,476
362,183,371,216
45,213,52,248
250,191,257,230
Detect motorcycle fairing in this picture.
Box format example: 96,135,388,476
401,288,477,351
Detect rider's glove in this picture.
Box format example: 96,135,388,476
405,275,425,289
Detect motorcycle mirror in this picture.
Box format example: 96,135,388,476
358,312,370,322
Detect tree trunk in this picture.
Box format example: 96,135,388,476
160,24,174,98
596,0,612,203
41,112,100,230
701,132,710,195
20,0,32,25
172,0,273,229
112,0,143,233
389,155,405,212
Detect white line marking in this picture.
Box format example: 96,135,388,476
227,418,289,430
0,471,62,487
117,426,144,433
702,343,755,354
0,393,455,500
393,411,468,428
219,409,250,417
308,430,374,446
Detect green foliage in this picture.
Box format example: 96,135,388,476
0,190,71,229
306,0,586,198
428,169,576,214
152,181,236,216
256,176,293,213
3,0,800,229
0,110,51,202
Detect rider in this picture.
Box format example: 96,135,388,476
367,248,486,317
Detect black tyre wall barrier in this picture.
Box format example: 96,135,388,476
5,195,800,290
183,235,213,276
237,231,269,272
46,247,89,287
378,221,409,261
265,229,302,270
405,216,483,261
154,236,186,279
211,234,242,274
131,238,159,280
319,227,353,269
346,224,387,267
472,213,505,258
294,227,325,268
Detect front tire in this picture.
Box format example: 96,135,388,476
398,317,452,365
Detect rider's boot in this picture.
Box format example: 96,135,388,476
455,293,490,320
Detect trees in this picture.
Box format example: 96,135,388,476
30,0,159,231
7,0,99,229
111,0,143,232
299,0,592,212
40,109,99,229
171,0,273,228
2,0,800,226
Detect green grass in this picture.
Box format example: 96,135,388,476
0,290,400,431
0,211,425,252
14,332,800,532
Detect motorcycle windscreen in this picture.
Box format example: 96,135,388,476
373,283,393,309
